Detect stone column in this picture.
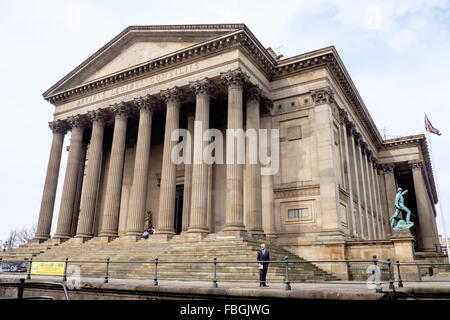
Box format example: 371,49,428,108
34,120,69,242
410,161,436,251
75,109,109,240
125,96,158,237
355,133,369,239
383,163,397,234
377,164,391,238
349,126,363,239
340,111,357,238
99,102,130,239
182,113,195,232
370,158,384,239
245,86,264,237
221,68,248,234
362,146,376,239
54,115,88,241
188,78,214,235
70,143,87,237
157,87,183,236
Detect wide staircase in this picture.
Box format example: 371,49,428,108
4,234,337,282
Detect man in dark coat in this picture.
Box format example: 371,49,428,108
257,243,270,287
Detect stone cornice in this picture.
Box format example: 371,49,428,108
43,25,383,149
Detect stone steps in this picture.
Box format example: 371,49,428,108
27,235,337,282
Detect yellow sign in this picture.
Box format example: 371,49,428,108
31,262,66,276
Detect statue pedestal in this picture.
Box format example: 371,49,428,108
391,229,419,281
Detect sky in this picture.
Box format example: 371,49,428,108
0,0,449,245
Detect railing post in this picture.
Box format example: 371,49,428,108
212,257,218,288
285,256,291,291
104,257,110,283
18,278,25,300
153,257,158,286
387,258,395,290
372,255,382,293
396,260,403,288
27,258,32,280
63,257,69,282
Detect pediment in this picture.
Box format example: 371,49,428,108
44,24,245,97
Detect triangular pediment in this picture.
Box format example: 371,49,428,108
44,24,245,98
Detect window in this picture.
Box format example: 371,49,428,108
288,208,309,219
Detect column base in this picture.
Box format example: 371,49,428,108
30,237,49,244
185,231,209,240
151,234,174,242
218,229,248,239
97,236,118,243
72,236,93,244
248,230,266,241
48,237,70,245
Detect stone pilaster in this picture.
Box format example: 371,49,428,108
354,132,369,239
188,78,214,235
157,87,183,235
221,68,248,234
244,86,264,237
370,158,384,239
54,115,88,241
34,120,69,242
182,113,195,232
125,96,158,237
75,109,109,240
99,102,131,239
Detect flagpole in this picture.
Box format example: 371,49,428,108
425,123,450,263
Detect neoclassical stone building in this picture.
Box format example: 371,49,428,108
33,24,442,263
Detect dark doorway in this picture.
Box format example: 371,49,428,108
174,185,184,235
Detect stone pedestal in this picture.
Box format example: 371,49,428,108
391,229,419,281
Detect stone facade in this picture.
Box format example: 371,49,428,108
33,24,441,265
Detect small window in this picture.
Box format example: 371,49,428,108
288,208,309,219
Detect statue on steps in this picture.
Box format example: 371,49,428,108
390,187,415,230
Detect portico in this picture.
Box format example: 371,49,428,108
32,24,442,267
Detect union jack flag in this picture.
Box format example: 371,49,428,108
425,114,442,136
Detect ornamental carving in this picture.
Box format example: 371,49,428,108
381,163,395,173
160,86,184,104
189,78,215,96
67,114,89,129
220,68,249,88
134,95,160,112
353,131,362,145
87,108,110,124
310,87,334,105
110,102,132,119
49,120,69,134
261,98,274,116
245,85,264,102
408,161,423,170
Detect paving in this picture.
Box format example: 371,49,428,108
1,273,450,300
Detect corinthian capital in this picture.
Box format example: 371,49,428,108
88,108,110,124
189,78,215,96
382,163,395,173
311,87,334,105
220,68,249,89
67,114,89,130
160,86,184,104
408,160,423,170
49,120,69,134
134,95,160,112
110,102,132,118
245,85,264,102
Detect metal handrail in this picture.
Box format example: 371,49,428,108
4,255,449,293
